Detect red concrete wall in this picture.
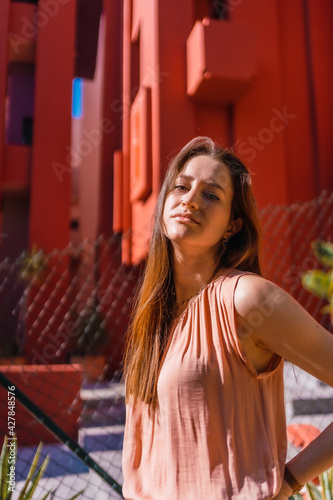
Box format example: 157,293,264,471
1,0,332,261
98,0,123,237
0,365,82,447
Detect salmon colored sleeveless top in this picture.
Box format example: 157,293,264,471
122,270,287,499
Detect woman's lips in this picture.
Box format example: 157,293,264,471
172,213,199,224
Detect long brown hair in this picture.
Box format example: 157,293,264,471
123,137,262,407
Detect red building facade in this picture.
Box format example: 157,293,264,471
114,0,333,264
0,0,332,365
0,0,332,262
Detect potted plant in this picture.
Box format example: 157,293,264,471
14,246,48,360
0,247,45,366
70,301,108,382
17,245,47,283
301,240,333,324
0,338,24,365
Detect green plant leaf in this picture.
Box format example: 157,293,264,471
18,442,44,500
38,490,54,500
68,489,86,500
23,454,50,499
0,436,83,500
0,436,10,499
305,482,324,500
321,304,333,315
312,240,333,267
0,436,7,498
301,270,330,299
320,467,333,500
17,246,47,283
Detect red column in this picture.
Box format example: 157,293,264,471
121,0,132,264
307,0,333,194
0,0,10,208
29,0,76,252
99,0,123,237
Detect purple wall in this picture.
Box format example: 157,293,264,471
5,63,35,145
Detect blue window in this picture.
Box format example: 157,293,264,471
72,78,83,119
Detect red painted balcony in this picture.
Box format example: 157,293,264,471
186,18,256,103
130,86,152,203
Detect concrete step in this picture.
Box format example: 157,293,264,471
79,382,126,428
78,424,124,452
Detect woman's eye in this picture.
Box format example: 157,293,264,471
204,192,219,200
174,185,188,191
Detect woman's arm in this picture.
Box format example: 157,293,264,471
234,275,333,496
286,422,333,486
272,423,333,499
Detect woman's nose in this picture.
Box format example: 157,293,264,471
181,190,199,209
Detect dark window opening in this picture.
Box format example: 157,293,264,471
70,219,79,231
11,0,38,4
5,63,35,145
194,0,231,21
21,116,33,145
210,0,231,20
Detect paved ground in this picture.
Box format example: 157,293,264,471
13,383,126,500
12,362,333,500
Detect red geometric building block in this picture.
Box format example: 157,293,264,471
187,18,256,103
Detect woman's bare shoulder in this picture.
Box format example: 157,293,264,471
234,273,285,317
234,273,333,387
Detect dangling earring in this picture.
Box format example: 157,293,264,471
220,235,229,254
222,236,230,252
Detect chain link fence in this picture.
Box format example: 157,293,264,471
0,191,332,499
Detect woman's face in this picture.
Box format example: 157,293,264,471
162,155,237,257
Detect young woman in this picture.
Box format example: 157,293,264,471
122,136,333,499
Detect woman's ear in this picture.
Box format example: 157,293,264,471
225,218,243,238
